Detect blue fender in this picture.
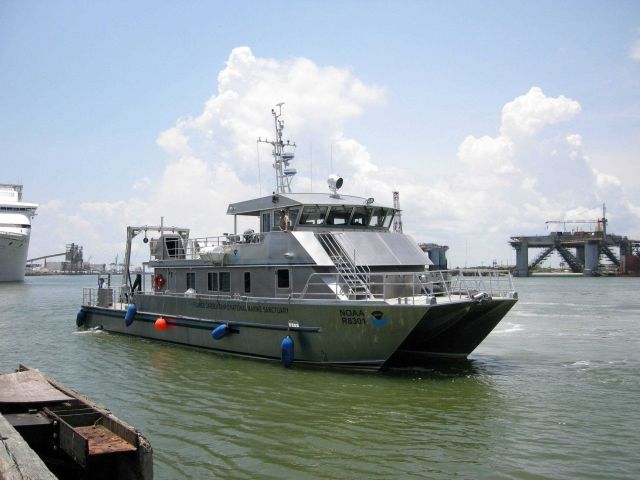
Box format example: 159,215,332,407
124,304,137,327
211,324,229,340
281,335,294,367
76,309,87,327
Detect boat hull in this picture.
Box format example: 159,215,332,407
0,231,30,282
387,297,518,364
79,293,474,370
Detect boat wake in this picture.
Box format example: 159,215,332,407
492,322,523,334
569,360,590,367
73,326,105,335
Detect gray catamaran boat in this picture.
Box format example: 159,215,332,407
77,105,518,370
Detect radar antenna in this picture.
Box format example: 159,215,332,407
257,103,297,193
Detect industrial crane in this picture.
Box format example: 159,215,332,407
545,204,607,236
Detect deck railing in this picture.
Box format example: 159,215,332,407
181,234,265,260
447,269,516,298
83,269,515,308
296,268,515,302
82,286,130,307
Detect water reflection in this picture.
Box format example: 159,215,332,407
87,336,506,479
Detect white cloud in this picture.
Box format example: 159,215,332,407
458,134,515,173
566,134,582,148
456,87,582,180
156,46,385,180
333,134,379,174
500,87,581,139
156,126,191,157
592,167,622,190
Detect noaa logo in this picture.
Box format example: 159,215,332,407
369,310,388,328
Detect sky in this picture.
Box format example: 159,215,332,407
1,0,639,268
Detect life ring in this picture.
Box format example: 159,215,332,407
153,273,165,291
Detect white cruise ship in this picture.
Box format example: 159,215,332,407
0,185,38,282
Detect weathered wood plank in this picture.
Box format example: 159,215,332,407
0,370,72,404
75,424,137,455
0,413,57,480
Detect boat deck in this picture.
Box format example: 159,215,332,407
75,424,138,455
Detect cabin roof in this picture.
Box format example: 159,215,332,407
227,192,394,216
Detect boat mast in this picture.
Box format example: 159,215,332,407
257,103,297,194
392,191,403,233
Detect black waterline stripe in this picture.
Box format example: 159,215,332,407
86,306,321,333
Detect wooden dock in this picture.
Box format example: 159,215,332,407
0,365,152,479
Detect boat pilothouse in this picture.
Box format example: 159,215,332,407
79,105,518,370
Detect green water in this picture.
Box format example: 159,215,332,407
1,275,639,479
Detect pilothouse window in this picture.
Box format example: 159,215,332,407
299,206,328,225
288,209,299,227
350,206,371,226
273,210,292,231
326,206,353,225
369,208,390,228
383,211,395,228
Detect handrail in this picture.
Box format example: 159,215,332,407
316,232,372,298
82,285,129,307
297,269,515,302
82,269,516,308
142,233,268,262
338,233,372,280
182,234,265,260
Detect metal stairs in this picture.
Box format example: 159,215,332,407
317,233,372,299
600,244,620,266
555,244,584,273
529,246,555,269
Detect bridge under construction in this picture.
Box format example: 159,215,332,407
510,207,640,277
